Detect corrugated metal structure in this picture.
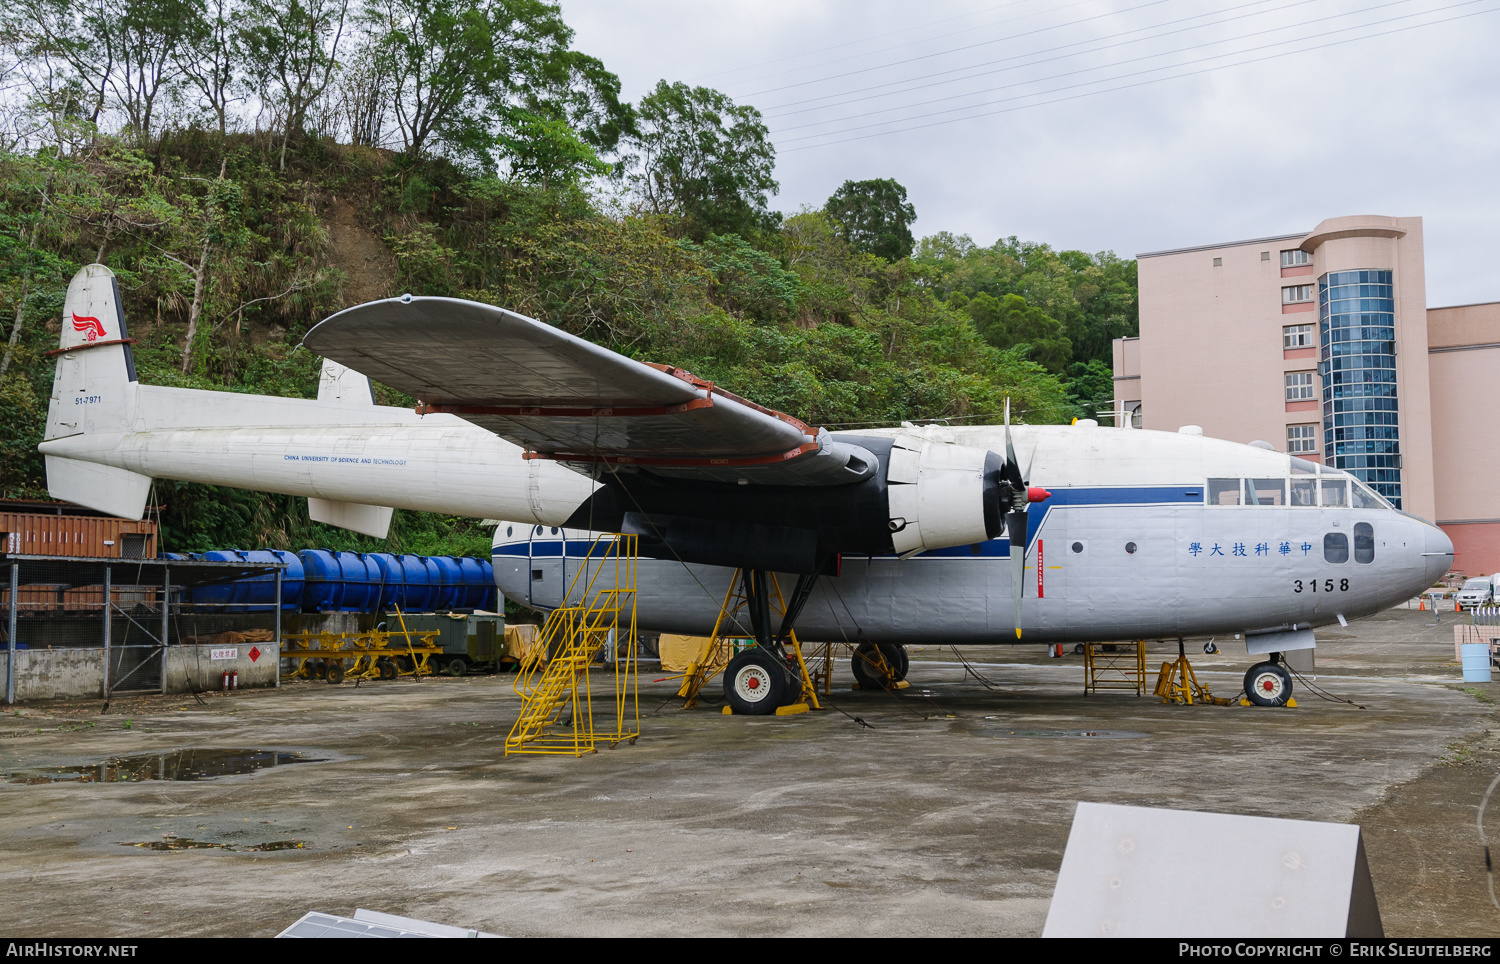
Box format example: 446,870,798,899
0,501,157,559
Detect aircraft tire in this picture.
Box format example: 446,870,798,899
724,649,791,715
326,661,345,685
1073,643,1086,655
1203,641,1219,655
852,642,907,689
1243,662,1292,706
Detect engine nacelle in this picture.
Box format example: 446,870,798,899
883,434,1004,555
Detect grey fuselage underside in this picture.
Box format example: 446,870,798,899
495,499,1451,645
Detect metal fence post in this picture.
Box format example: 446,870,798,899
274,566,282,689
6,563,16,705
102,564,111,698
161,564,170,696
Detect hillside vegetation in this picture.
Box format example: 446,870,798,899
0,0,1137,555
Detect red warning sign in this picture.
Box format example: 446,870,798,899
248,646,261,662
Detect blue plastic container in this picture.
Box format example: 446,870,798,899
299,549,347,612
398,554,435,612
338,552,382,612
197,549,247,609
1462,642,1492,682
370,552,404,611
476,560,497,610
429,556,463,611
239,549,303,611
456,557,486,609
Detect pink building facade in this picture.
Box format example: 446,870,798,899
1115,215,1500,576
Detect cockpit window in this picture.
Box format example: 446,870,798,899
1324,532,1349,564
1319,479,1348,508
1354,523,1374,564
1290,478,1316,506
1350,479,1391,509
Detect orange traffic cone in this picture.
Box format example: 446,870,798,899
1419,596,1426,610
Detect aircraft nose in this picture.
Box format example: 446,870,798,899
1422,522,1455,585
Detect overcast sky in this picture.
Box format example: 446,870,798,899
562,0,1500,307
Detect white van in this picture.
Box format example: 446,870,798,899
1457,575,1499,610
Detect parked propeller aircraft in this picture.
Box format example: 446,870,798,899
41,265,1453,713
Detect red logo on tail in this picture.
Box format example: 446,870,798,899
71,313,106,342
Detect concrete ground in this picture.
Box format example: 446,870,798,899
0,605,1496,938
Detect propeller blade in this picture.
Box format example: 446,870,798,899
1008,510,1027,638
1002,399,1024,489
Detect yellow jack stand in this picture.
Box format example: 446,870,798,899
1153,640,1232,706
681,569,824,713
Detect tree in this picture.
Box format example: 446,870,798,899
237,0,348,170
356,0,628,166
174,0,240,135
967,292,1071,374
13,0,198,140
629,80,777,240
824,177,916,262
495,106,610,186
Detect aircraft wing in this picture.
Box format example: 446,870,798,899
302,297,875,486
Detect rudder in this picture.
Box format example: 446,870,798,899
44,264,151,520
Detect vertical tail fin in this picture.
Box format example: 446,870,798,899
308,356,394,538
44,264,152,520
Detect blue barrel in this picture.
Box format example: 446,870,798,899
429,556,463,610
239,549,303,611
457,557,485,608
299,549,346,612
398,554,435,611
198,549,247,609
370,552,404,611
338,552,381,612
1462,642,1492,682
477,560,496,610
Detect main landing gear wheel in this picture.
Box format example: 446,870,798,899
852,642,908,690
723,649,793,715
1243,661,1293,707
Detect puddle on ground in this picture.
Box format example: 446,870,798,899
3,749,324,784
120,836,305,852
977,721,1148,739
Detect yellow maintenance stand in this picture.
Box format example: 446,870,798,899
674,568,823,715
280,616,443,684
504,534,640,757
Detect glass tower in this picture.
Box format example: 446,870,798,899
1319,269,1401,506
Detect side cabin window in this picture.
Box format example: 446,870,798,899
1320,479,1348,507
1246,478,1286,505
1354,522,1374,564
1207,479,1241,505
1291,478,1316,506
1324,532,1349,564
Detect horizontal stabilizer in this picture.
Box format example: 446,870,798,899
44,455,151,521
308,497,393,538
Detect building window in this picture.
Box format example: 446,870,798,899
1287,424,1317,453
1282,284,1313,304
1285,371,1315,401
1283,324,1313,349
1320,268,1401,506
1281,249,1312,267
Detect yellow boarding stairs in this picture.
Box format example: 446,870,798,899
504,535,640,757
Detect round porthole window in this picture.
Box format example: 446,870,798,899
1071,542,1084,553
507,526,513,537
551,527,559,534
1125,542,1137,554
